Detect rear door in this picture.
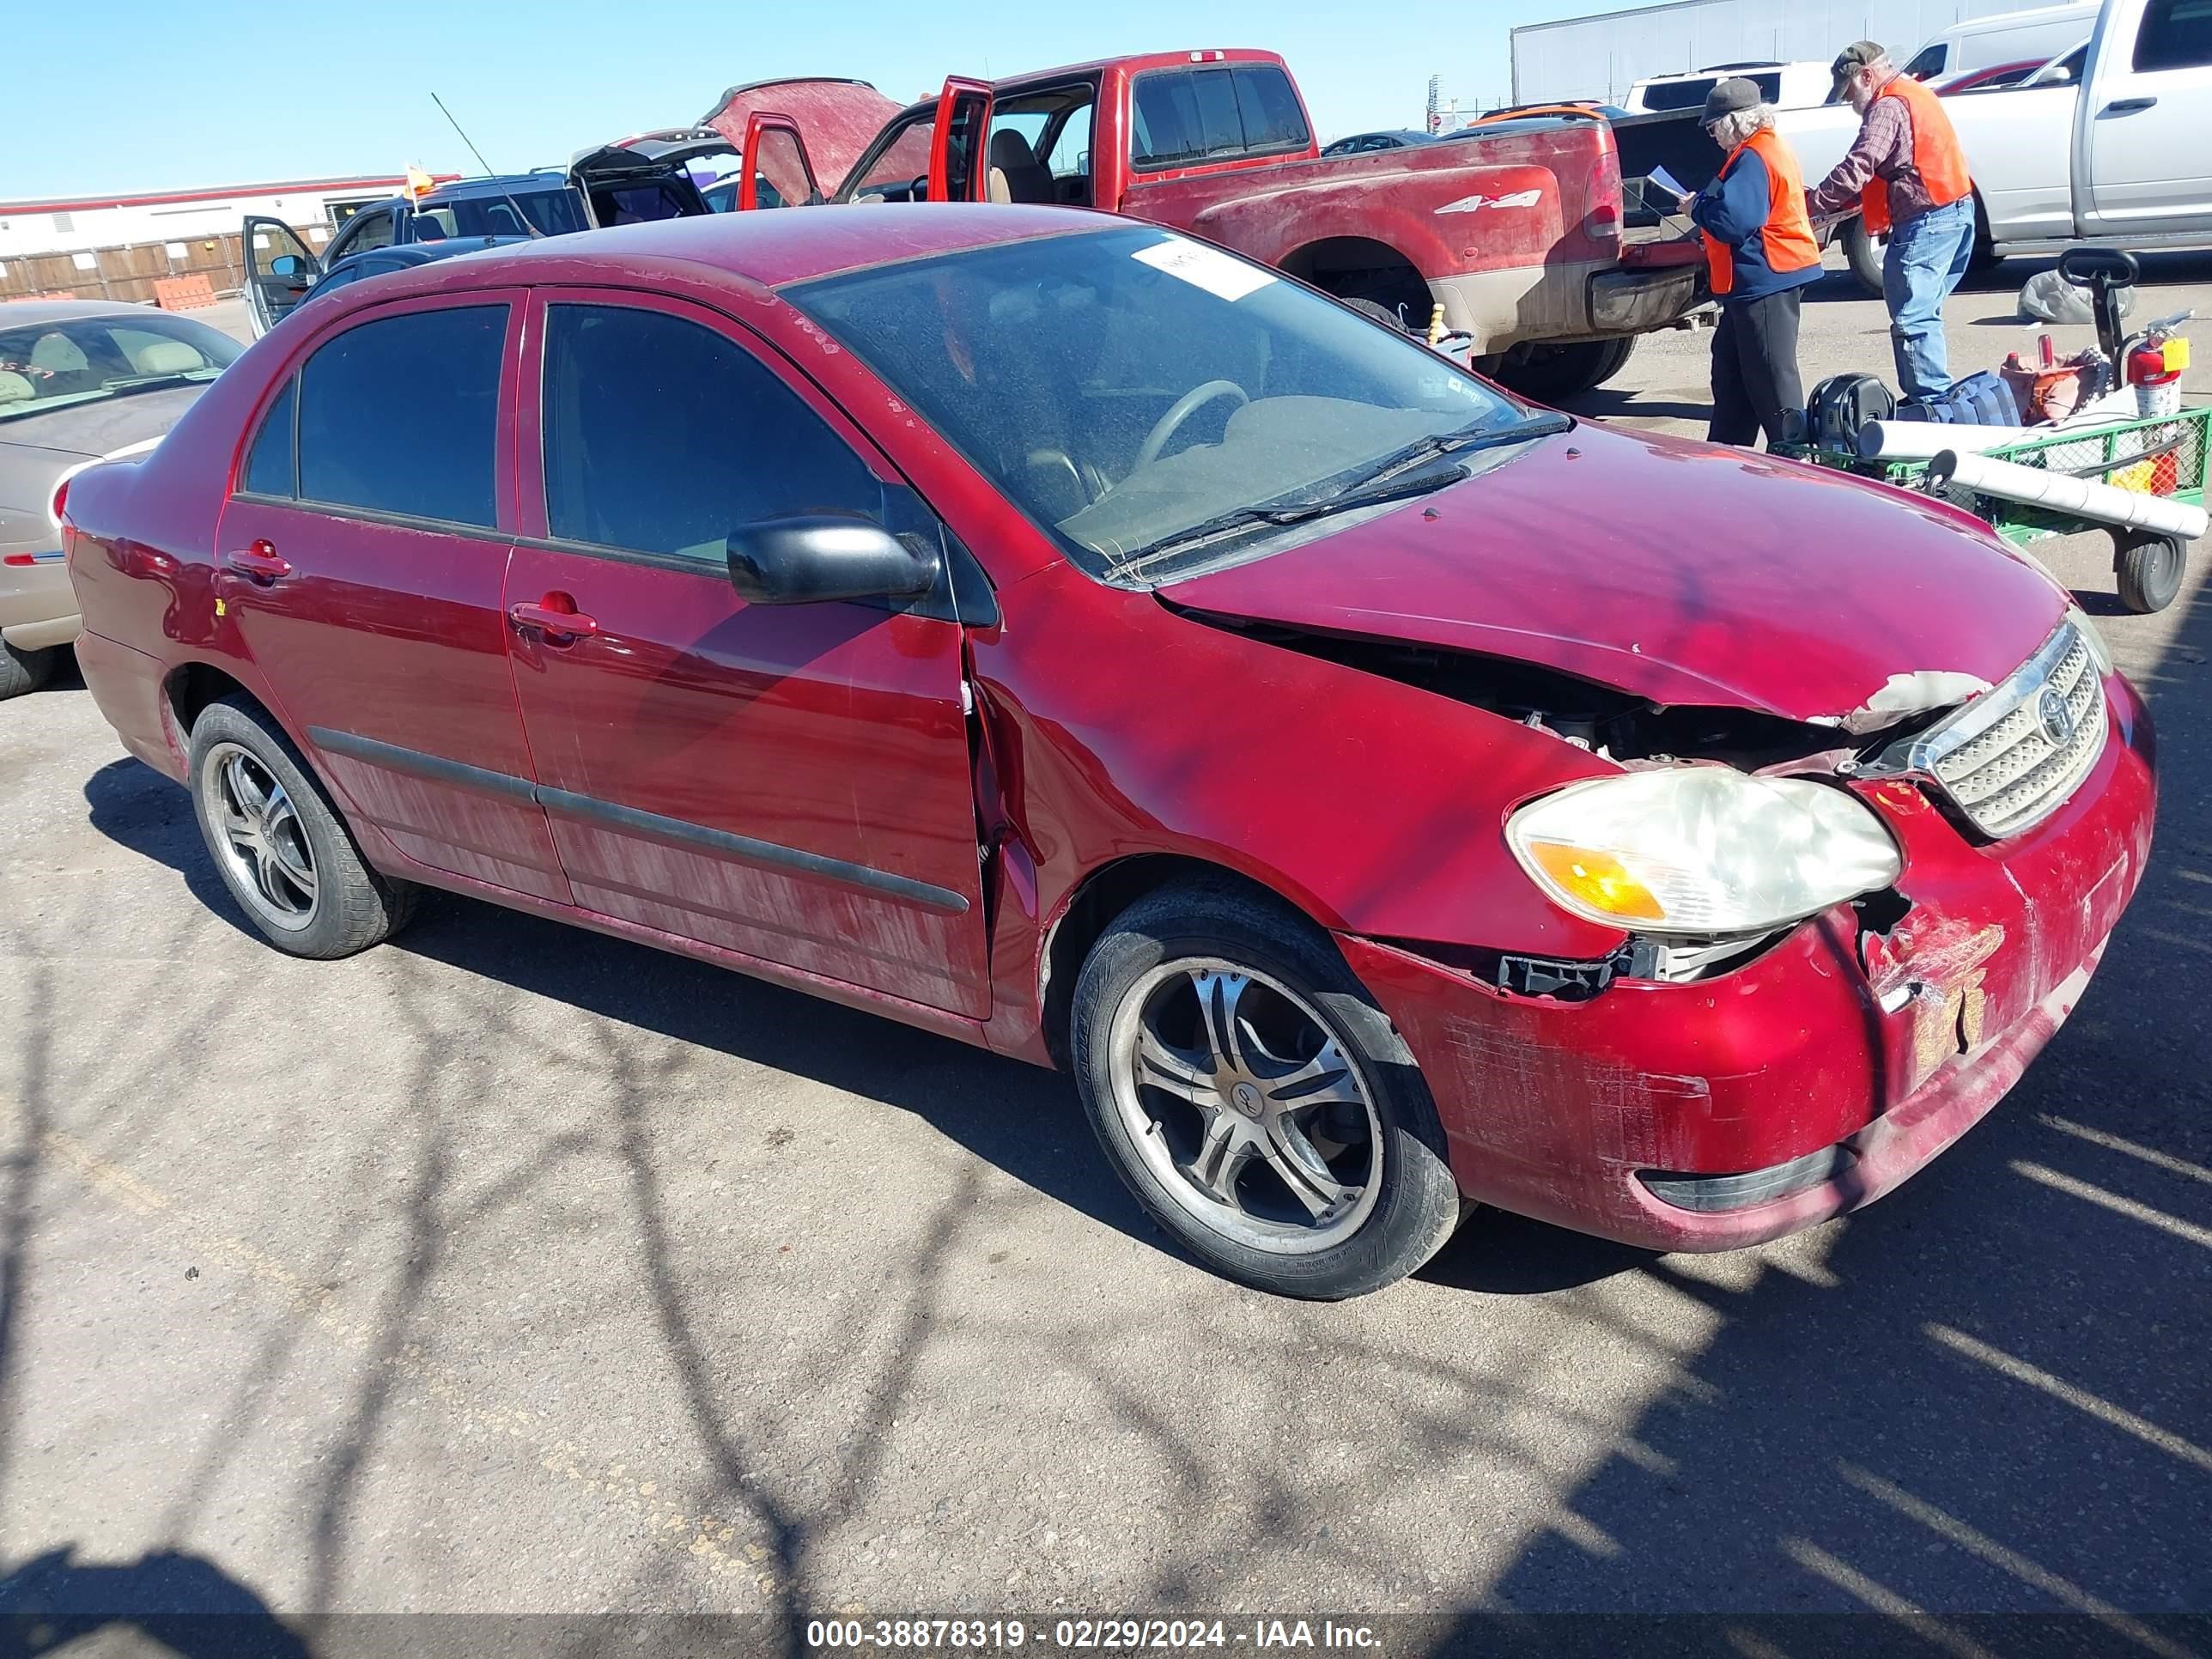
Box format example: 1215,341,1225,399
928,78,994,202
217,292,572,903
2085,0,2212,231
242,216,320,337
504,290,991,1015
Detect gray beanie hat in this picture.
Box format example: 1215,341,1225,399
1701,76,1764,125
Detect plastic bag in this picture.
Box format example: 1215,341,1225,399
2020,268,2136,325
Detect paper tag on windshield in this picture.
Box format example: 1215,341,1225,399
1133,236,1277,301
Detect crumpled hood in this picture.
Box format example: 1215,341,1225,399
1158,422,2068,725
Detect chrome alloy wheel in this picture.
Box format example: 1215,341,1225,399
1108,959,1384,1255
201,740,318,932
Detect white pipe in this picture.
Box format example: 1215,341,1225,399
1855,391,2143,460
1929,447,2209,540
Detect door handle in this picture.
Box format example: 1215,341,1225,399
2105,96,2158,113
508,597,600,641
225,539,292,583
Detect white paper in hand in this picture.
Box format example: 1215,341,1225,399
1646,165,1691,206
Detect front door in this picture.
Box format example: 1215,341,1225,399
505,290,990,1017
241,216,320,337
739,112,821,210
929,79,995,203
216,292,572,903
2086,0,2212,232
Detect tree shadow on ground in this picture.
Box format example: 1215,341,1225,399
0,1546,307,1659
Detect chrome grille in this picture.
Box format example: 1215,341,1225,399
1893,623,2107,840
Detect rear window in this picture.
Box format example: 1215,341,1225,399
0,311,240,423
1131,66,1310,171
295,305,507,528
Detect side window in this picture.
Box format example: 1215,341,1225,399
849,114,938,201
241,378,297,497
1043,103,1094,178
348,209,398,254
296,305,507,527
541,305,883,562
1231,66,1310,151
1904,42,1947,78
2137,0,2212,70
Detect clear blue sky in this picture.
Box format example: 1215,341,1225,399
14,0,1624,198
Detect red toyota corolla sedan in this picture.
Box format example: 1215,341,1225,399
62,207,2154,1297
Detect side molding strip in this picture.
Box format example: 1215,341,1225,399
305,726,971,915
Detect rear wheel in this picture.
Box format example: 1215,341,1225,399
185,696,418,957
1842,216,1883,296
1070,881,1464,1298
1484,337,1636,401
0,640,57,701
2115,529,2187,614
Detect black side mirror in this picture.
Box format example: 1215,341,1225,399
726,514,940,605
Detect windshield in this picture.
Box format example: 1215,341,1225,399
785,226,1539,583
0,311,240,422
419,187,586,240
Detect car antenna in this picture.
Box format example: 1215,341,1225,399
429,90,544,237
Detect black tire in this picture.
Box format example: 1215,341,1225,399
1841,215,1884,296
0,640,58,701
1069,879,1465,1298
2114,530,2187,614
1486,336,1636,401
185,695,418,958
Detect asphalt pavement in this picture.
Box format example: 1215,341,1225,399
2,260,2209,1651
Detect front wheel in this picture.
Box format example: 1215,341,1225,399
2115,529,2188,614
1070,882,1464,1298
186,696,418,957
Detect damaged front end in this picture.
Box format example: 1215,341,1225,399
1186,602,2156,1249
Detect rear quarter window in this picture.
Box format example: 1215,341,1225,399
295,305,507,528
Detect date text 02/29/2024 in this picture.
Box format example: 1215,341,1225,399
805,1620,1382,1650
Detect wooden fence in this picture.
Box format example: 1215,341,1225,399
0,222,332,307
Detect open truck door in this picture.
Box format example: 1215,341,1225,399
928,77,994,203
242,215,320,338
738,112,823,210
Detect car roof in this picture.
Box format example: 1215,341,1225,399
0,297,164,326
309,204,1110,309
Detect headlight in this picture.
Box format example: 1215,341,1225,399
1507,769,1903,934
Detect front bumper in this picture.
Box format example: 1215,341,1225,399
1338,671,2156,1254
1,547,78,650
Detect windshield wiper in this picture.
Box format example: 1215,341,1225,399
1323,410,1573,497
1113,457,1473,573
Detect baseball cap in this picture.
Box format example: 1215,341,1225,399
1832,40,1886,91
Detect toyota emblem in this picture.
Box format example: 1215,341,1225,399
2037,687,2073,746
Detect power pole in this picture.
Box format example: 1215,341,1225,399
1426,73,1442,134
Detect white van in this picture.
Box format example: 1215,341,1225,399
1621,61,1835,114
1901,3,2100,88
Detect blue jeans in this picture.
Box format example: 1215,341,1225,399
1881,197,1977,401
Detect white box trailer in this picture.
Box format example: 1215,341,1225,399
1510,0,2081,104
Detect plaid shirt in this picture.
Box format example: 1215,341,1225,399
1807,94,1942,226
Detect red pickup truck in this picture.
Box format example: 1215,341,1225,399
720,51,1704,399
